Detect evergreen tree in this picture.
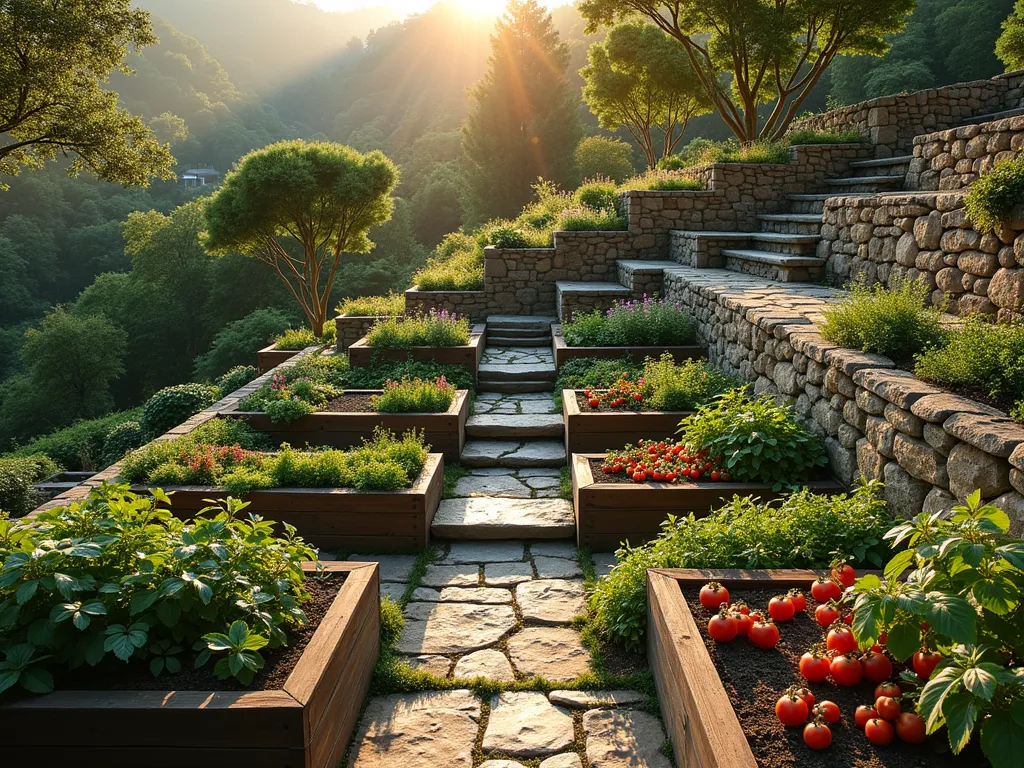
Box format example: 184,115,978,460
462,0,581,222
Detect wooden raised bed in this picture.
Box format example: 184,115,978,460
551,324,706,368
0,561,381,768
257,344,301,373
134,453,444,552
648,568,819,768
571,453,846,551
334,314,402,352
347,323,486,378
224,389,469,460
563,389,692,455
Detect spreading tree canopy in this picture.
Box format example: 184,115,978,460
579,0,916,143
998,0,1024,70
573,136,636,183
581,23,711,169
0,0,174,187
203,140,398,337
462,0,582,221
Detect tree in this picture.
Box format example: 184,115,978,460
410,163,466,246
0,0,174,187
21,307,126,417
573,136,635,183
581,23,710,169
998,0,1024,69
203,140,398,337
462,0,582,220
579,0,916,143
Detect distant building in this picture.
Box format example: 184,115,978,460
181,168,221,188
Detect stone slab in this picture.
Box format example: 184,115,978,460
444,540,527,563
440,587,513,604
396,602,516,655
549,690,646,709
403,655,451,677
452,473,533,498
516,579,586,624
507,627,590,681
583,709,671,768
484,561,536,586
534,556,582,579
347,553,417,583
420,564,480,588
540,756,583,768
433,498,575,539
482,692,574,757
453,648,515,681
592,553,618,579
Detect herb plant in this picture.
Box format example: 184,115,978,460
336,293,405,317
371,376,456,413
964,156,1024,231
0,484,317,695
366,310,471,349
563,296,695,347
676,389,827,488
641,354,739,411
849,491,1024,767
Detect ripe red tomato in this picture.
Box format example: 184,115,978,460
831,563,856,588
896,712,927,744
749,619,781,649
815,603,839,628
913,650,942,680
865,718,895,745
632,472,643,482
689,468,702,479
815,701,840,724
699,582,730,610
874,682,901,700
810,578,842,603
830,654,863,686
855,705,878,728
787,589,806,613
768,595,796,622
799,651,831,683
775,693,809,727
842,613,853,625
732,611,753,636
862,652,894,683
732,601,750,615
588,398,601,407
789,686,815,708
803,721,832,750
707,611,738,643
826,626,857,655
875,696,901,721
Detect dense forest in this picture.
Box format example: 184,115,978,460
0,0,1019,471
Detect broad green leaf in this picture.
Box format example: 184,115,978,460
242,634,269,651
926,593,977,644
0,669,20,694
977,505,1011,532
150,658,164,677
943,691,979,754
103,633,137,662
919,666,964,733
883,549,914,581
996,542,1024,571
227,620,248,647
15,580,38,605
972,577,1017,615
156,600,180,628
80,601,106,616
981,708,1024,768
130,591,158,615
962,666,998,700
851,599,882,647
5,644,36,667
165,656,181,674
18,667,53,694
883,620,921,662
72,611,91,631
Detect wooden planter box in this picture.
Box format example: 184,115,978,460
347,323,486,378
257,344,301,373
551,324,706,368
648,568,821,768
571,454,846,551
0,561,381,768
563,389,693,455
224,390,469,460
134,454,444,552
334,314,402,353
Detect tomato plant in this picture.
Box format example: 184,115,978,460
699,582,730,609
583,377,645,409
912,650,941,680
602,440,730,484
831,561,856,588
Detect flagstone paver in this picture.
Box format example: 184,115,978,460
515,579,586,624
540,755,583,768
432,497,574,538
593,553,618,579
460,439,566,467
452,648,515,681
403,655,452,676
438,586,512,604
583,709,672,768
452,473,533,498
533,555,583,579
507,627,590,681
549,690,647,709
420,564,480,588
444,540,527,563
484,561,536,586
530,541,578,560
482,692,574,757
346,553,416,582
396,602,516,655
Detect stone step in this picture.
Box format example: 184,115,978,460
957,106,1024,126
823,175,903,193
486,315,557,332
784,192,875,214
555,280,632,322
615,259,671,292
757,213,822,236
848,155,913,171
750,231,820,255
466,414,564,439
431,497,575,540
485,335,552,347
723,249,826,283
478,380,555,394
478,362,556,382
461,439,566,468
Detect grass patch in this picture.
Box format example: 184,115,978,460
443,463,470,499
336,293,405,317
559,465,573,501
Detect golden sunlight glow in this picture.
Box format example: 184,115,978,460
310,0,561,20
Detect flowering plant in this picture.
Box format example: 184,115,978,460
563,295,695,347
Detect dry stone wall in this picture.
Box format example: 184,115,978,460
661,268,1024,532
908,114,1024,191
791,73,1024,157
818,192,1024,321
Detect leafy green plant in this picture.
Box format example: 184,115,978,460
620,169,704,191
573,179,620,212
641,354,741,411
14,409,142,472
0,455,59,517
677,389,827,488
849,491,1024,766
366,310,470,349
564,297,695,347
487,224,539,249
784,128,865,145
412,233,484,292
820,278,946,364
344,359,475,394
140,383,220,439
591,482,893,648
198,620,270,685
371,376,456,413
965,156,1024,231
336,293,405,317
102,421,144,466
554,357,644,408
215,365,257,397
915,316,1024,410
274,324,336,351
0,484,317,695
554,205,625,231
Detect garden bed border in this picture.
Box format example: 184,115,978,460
347,323,486,379
562,389,692,455
551,324,706,368
257,344,302,373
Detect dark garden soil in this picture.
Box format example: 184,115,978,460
573,391,673,413
588,458,692,485
323,393,380,413
684,585,986,768
62,573,345,693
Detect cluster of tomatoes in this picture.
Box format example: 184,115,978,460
583,377,644,409
775,686,841,750
700,582,781,649
852,682,927,746
602,441,732,483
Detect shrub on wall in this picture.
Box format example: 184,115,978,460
964,156,1024,231
13,409,142,471
101,421,144,467
215,365,258,398
139,383,220,439
336,293,405,317
0,455,59,516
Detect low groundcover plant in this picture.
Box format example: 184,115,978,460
371,376,456,413
366,310,471,349
0,483,318,694
564,296,695,347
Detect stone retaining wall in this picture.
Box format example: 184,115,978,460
817,192,1024,321
661,268,1024,531
908,114,1024,191
791,73,1024,157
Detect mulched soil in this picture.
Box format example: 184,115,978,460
61,573,345,693
573,391,669,413
684,585,986,768
323,393,379,413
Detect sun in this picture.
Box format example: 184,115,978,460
447,0,508,18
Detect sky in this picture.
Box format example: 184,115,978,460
309,0,563,18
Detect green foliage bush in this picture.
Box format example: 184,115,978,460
820,278,946,363
14,409,142,472
573,136,635,183
564,297,695,347
640,354,741,411
964,156,1024,231
140,383,220,439
622,169,705,191
101,421,144,467
274,323,336,350
412,233,484,292
677,390,827,488
554,205,625,231
193,308,294,381
0,455,59,517
336,293,405,317
344,359,475,394
573,179,621,212
371,376,457,413
784,128,866,145
215,365,258,398
0,484,318,693
366,310,470,349
914,316,1024,410
592,483,894,648
553,357,643,408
